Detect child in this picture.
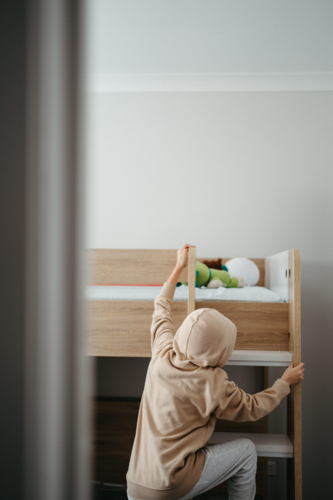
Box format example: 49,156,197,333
126,244,305,500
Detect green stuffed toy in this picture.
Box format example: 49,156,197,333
195,261,245,289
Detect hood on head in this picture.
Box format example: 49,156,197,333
173,308,237,368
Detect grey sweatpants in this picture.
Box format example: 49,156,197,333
127,438,257,500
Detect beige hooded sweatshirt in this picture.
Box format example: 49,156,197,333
126,282,290,500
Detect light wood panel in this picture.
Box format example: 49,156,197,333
187,247,196,314
288,249,301,364
88,300,188,356
196,302,289,351
87,249,188,284
88,301,289,356
198,257,265,287
287,249,302,500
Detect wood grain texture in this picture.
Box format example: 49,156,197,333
196,302,289,351
88,301,289,356
87,249,188,284
187,247,196,315
197,258,265,287
88,300,188,356
287,249,302,500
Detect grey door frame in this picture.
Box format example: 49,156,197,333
24,1,91,499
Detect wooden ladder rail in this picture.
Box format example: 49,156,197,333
287,249,302,500
187,247,196,315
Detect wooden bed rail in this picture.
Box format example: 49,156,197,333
87,249,189,285
87,249,295,357
88,247,196,316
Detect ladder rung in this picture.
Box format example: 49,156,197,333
208,432,293,458
227,350,292,367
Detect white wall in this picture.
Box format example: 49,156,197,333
86,91,333,499
86,91,333,259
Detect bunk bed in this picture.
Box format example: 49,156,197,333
87,248,301,500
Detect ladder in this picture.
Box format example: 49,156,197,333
187,247,302,500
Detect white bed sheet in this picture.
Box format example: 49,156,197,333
86,285,285,303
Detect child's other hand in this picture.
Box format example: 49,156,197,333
176,244,196,270
281,361,305,386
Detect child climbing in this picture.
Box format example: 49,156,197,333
126,244,305,500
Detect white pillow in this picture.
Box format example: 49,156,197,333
226,257,260,286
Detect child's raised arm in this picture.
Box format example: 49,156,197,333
166,244,196,286
151,244,195,356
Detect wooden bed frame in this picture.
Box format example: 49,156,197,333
88,248,302,500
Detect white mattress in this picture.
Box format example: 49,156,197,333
86,284,285,303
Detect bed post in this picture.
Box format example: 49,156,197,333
187,248,196,315
287,249,302,500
